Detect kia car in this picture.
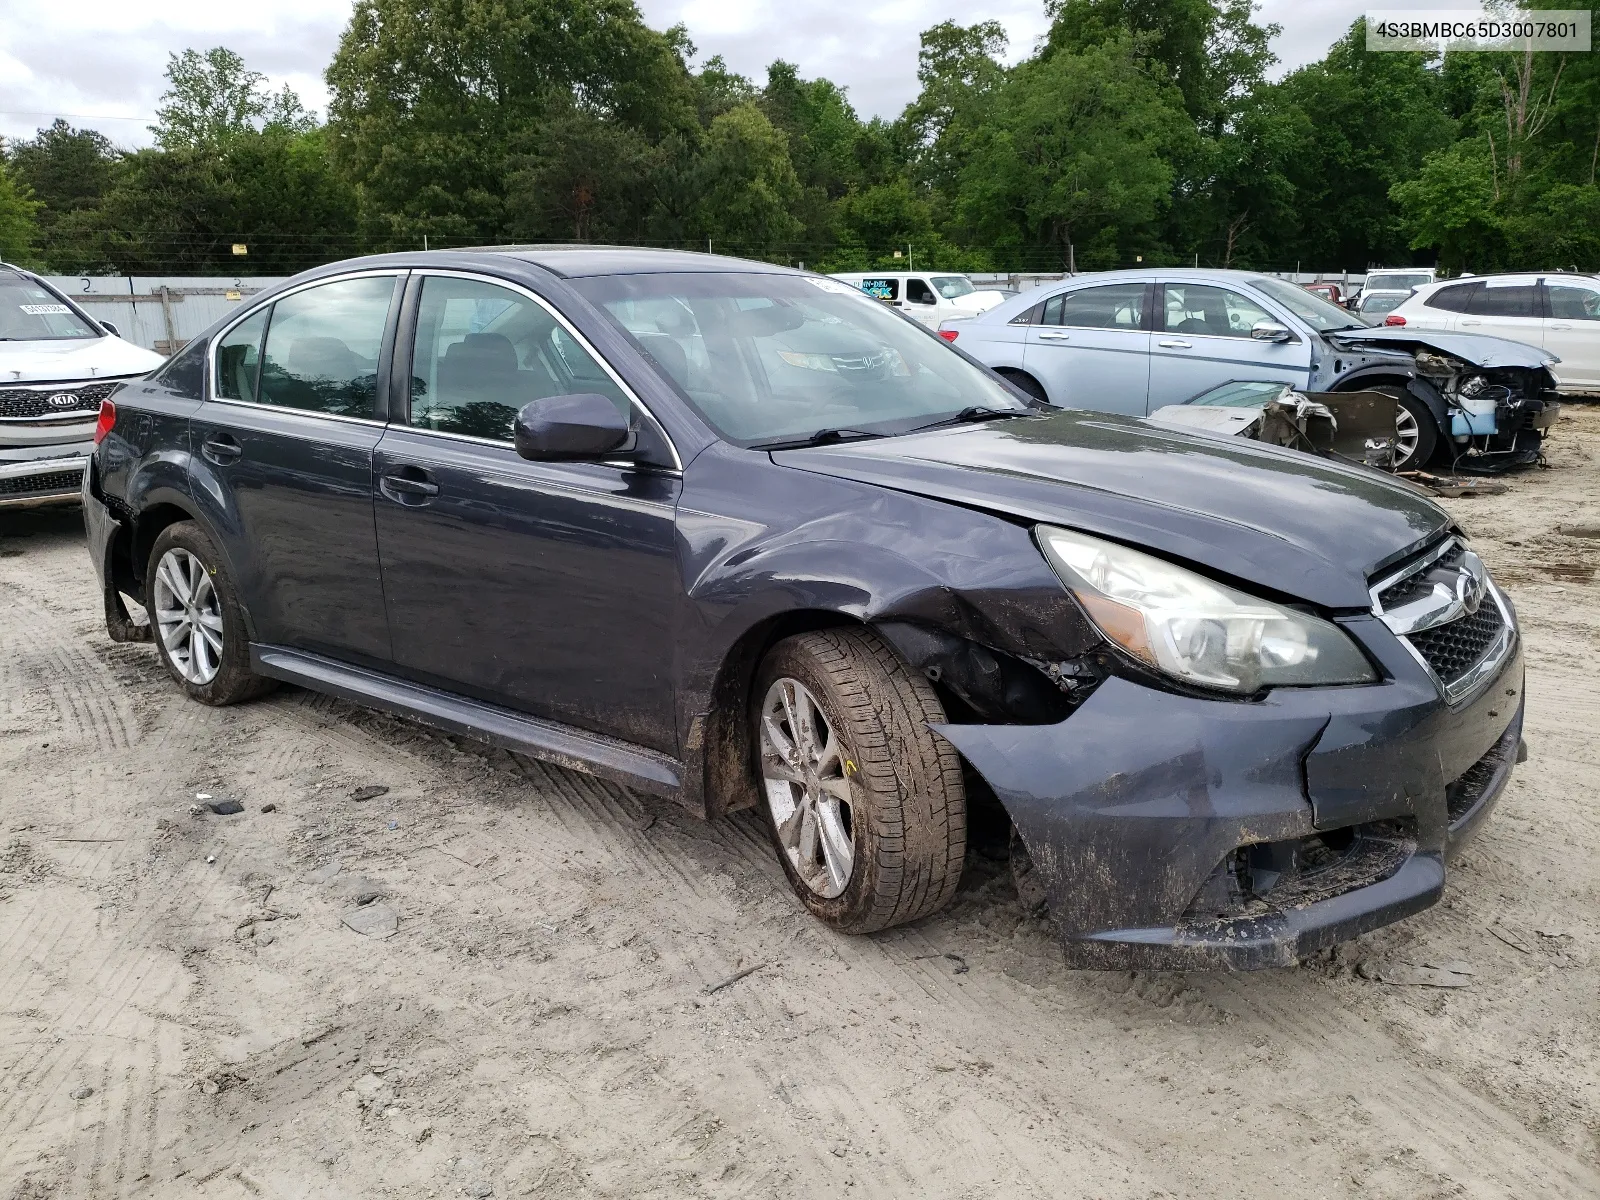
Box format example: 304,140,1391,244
84,248,1525,970
1,263,165,509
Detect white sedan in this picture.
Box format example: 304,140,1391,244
1383,273,1600,395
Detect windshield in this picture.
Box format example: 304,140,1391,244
932,276,975,299
1367,272,1431,292
1359,293,1407,315
0,274,99,341
1184,380,1294,408
571,272,1028,446
1252,276,1368,332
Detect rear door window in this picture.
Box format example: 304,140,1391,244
215,309,268,403
257,276,397,420
1041,284,1146,330
1467,282,1539,318
1425,283,1479,313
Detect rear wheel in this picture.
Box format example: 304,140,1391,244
147,522,275,706
753,628,966,933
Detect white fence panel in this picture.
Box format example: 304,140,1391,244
42,276,289,354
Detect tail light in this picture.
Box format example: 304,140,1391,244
93,399,116,445
938,329,959,342
1384,314,1407,326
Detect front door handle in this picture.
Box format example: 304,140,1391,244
1037,330,1072,341
1550,322,1573,330
1460,319,1482,327
380,471,440,505
1158,339,1192,348
201,434,242,465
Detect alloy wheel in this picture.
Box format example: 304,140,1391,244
759,677,856,899
152,548,224,685
1393,406,1421,468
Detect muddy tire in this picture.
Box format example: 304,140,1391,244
752,627,966,933
146,521,275,706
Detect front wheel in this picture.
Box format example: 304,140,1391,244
753,628,966,934
1384,389,1439,470
147,522,275,706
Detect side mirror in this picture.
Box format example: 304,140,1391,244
513,393,629,462
1251,320,1294,343
100,321,121,338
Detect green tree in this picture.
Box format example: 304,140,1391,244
692,102,803,255
0,152,42,264
954,38,1189,269
153,47,315,150
1391,139,1502,270
325,0,698,248
5,121,121,271
1045,0,1278,134
902,20,1010,194
1271,21,1455,268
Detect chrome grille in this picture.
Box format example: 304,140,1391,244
1370,536,1515,702
1408,603,1507,685
0,380,118,420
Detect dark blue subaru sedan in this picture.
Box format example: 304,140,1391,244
83,247,1525,969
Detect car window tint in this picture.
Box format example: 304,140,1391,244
1468,283,1538,318
409,276,630,442
153,336,207,400
215,309,268,403
1042,284,1145,330
1425,283,1479,313
1161,284,1272,338
258,277,395,419
906,278,936,305
1546,283,1600,321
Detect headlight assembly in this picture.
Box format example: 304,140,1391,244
1036,525,1377,693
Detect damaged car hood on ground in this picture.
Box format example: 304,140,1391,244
774,409,1451,610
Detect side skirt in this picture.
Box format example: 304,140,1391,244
250,645,682,798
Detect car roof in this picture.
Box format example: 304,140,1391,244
480,244,800,279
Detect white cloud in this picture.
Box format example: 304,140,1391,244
1,0,1477,151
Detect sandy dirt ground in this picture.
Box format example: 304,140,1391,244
2,408,1598,1200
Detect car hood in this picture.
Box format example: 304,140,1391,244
1326,326,1552,368
773,409,1451,609
1,336,165,384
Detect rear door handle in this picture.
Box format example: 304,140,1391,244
201,434,242,464
1158,339,1192,348
1460,319,1482,327
380,471,440,504
1550,322,1573,330
1037,330,1072,341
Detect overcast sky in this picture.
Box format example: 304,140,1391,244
1,0,1472,149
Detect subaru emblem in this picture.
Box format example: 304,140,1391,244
1456,551,1487,615
47,392,80,408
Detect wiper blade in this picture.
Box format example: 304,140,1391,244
909,406,1027,433
750,427,885,451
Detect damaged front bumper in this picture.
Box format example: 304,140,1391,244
935,633,1524,971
